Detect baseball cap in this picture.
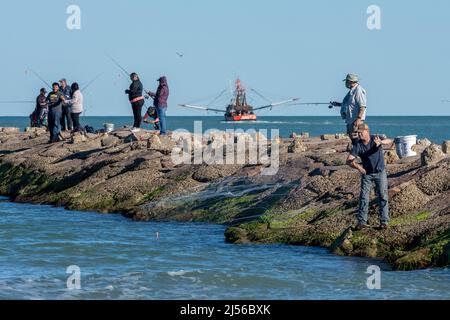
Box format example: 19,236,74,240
356,123,370,132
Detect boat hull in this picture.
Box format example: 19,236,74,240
224,114,257,121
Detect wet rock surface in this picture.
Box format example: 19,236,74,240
0,130,449,271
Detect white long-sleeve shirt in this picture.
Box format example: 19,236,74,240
66,90,84,114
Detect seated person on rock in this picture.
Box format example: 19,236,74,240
143,107,160,131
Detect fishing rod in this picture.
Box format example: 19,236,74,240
286,101,341,109
0,100,34,104
27,68,52,89
178,104,225,113
2,73,101,116
249,88,338,110
27,68,101,93
106,53,155,99
253,98,301,111
106,54,130,79
81,73,103,92
254,100,340,111
80,75,102,118
1,69,48,105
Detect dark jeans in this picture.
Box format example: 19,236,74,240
156,106,167,135
71,113,82,132
61,105,73,131
48,107,62,143
132,100,144,128
357,170,390,225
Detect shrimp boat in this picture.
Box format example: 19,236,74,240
224,78,256,121
179,78,300,122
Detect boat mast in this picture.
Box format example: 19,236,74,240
236,78,246,107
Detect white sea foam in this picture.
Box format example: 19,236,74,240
167,270,189,276
167,269,202,277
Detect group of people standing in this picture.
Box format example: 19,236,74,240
32,73,170,143
126,73,169,135
33,79,84,143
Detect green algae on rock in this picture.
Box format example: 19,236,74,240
0,128,449,271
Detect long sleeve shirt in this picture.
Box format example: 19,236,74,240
36,94,48,110
65,90,84,113
127,80,144,101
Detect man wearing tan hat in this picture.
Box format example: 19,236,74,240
331,74,367,144
347,123,393,230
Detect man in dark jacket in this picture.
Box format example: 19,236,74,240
347,123,393,230
148,76,169,135
35,88,48,128
125,73,144,131
47,83,64,143
59,78,73,131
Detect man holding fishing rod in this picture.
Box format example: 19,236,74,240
267,73,365,143
107,55,169,134
330,74,367,144
125,72,145,132
146,76,169,136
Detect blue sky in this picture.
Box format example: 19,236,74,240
0,0,449,116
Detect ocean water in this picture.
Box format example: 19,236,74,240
0,198,448,300
0,116,449,143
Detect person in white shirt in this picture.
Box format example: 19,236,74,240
331,74,367,144
62,82,84,132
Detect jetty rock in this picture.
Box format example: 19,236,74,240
0,130,449,271
0,127,20,134
421,144,445,166
442,140,450,154
288,138,307,154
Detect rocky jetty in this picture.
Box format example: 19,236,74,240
0,126,449,271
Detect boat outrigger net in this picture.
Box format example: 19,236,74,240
179,78,333,122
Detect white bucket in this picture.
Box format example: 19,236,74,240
104,123,114,133
395,135,417,158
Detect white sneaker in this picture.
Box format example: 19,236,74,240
131,127,141,133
